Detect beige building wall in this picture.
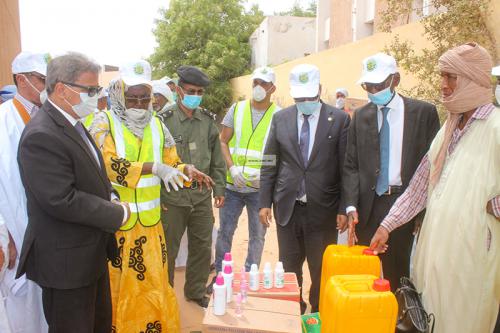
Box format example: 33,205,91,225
329,0,353,48
0,0,21,85
231,21,431,108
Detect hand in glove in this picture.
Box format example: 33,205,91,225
152,162,189,192
229,166,246,188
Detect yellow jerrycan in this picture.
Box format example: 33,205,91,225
319,245,381,313
321,275,397,333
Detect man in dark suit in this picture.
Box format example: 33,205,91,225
259,64,350,313
342,53,440,290
16,53,129,333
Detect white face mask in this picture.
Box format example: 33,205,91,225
21,74,43,105
40,90,48,104
124,107,150,120
495,85,500,105
252,85,267,102
335,97,345,109
64,85,98,119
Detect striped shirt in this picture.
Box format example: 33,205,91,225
14,93,39,117
381,103,500,233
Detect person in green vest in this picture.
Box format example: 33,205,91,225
83,87,108,128
88,60,213,331
157,65,226,308
212,66,280,281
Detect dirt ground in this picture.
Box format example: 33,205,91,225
173,203,348,332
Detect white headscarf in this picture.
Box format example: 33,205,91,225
152,79,174,111
108,79,153,139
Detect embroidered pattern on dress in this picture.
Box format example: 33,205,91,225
139,321,161,333
159,235,167,266
111,237,125,270
111,157,131,186
129,236,147,280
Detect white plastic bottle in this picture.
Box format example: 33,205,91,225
222,265,234,303
263,262,273,289
222,252,233,273
249,264,260,291
240,267,248,303
274,261,285,288
213,273,226,315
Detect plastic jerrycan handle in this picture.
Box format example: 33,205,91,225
342,281,372,292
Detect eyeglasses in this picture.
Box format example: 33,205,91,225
180,85,204,96
23,72,46,83
61,81,103,97
361,75,393,92
124,95,152,104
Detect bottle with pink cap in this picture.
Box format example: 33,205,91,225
222,265,234,303
213,273,226,315
221,252,233,273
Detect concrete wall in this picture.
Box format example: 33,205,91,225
232,21,432,108
316,0,332,52
0,0,21,85
251,16,316,68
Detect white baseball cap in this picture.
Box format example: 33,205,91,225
252,66,276,84
358,52,398,84
11,51,50,76
492,65,500,76
152,79,174,102
119,60,152,86
289,64,320,98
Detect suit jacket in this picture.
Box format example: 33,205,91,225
16,101,123,289
259,103,350,230
342,96,440,229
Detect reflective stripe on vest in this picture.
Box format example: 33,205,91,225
107,111,164,230
83,112,95,129
227,100,277,187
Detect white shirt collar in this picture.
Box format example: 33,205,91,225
48,98,79,126
377,93,403,111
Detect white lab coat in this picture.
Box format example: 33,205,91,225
0,99,47,332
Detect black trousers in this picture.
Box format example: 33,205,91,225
276,203,337,314
357,193,416,291
41,268,112,333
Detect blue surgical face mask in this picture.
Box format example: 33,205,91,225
367,76,395,106
296,100,320,115
182,94,202,110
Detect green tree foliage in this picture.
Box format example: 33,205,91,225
150,0,264,115
380,0,496,115
276,0,317,17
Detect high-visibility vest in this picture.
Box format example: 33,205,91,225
227,100,277,187
106,111,164,230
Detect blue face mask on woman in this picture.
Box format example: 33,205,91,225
367,76,395,106
182,94,202,110
297,100,320,115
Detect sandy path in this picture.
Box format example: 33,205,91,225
174,202,347,332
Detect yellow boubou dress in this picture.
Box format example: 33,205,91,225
90,111,180,333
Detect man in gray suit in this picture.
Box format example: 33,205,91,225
342,53,440,290
259,64,350,313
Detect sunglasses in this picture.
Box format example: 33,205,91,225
61,81,103,97
361,75,394,92
124,95,152,104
